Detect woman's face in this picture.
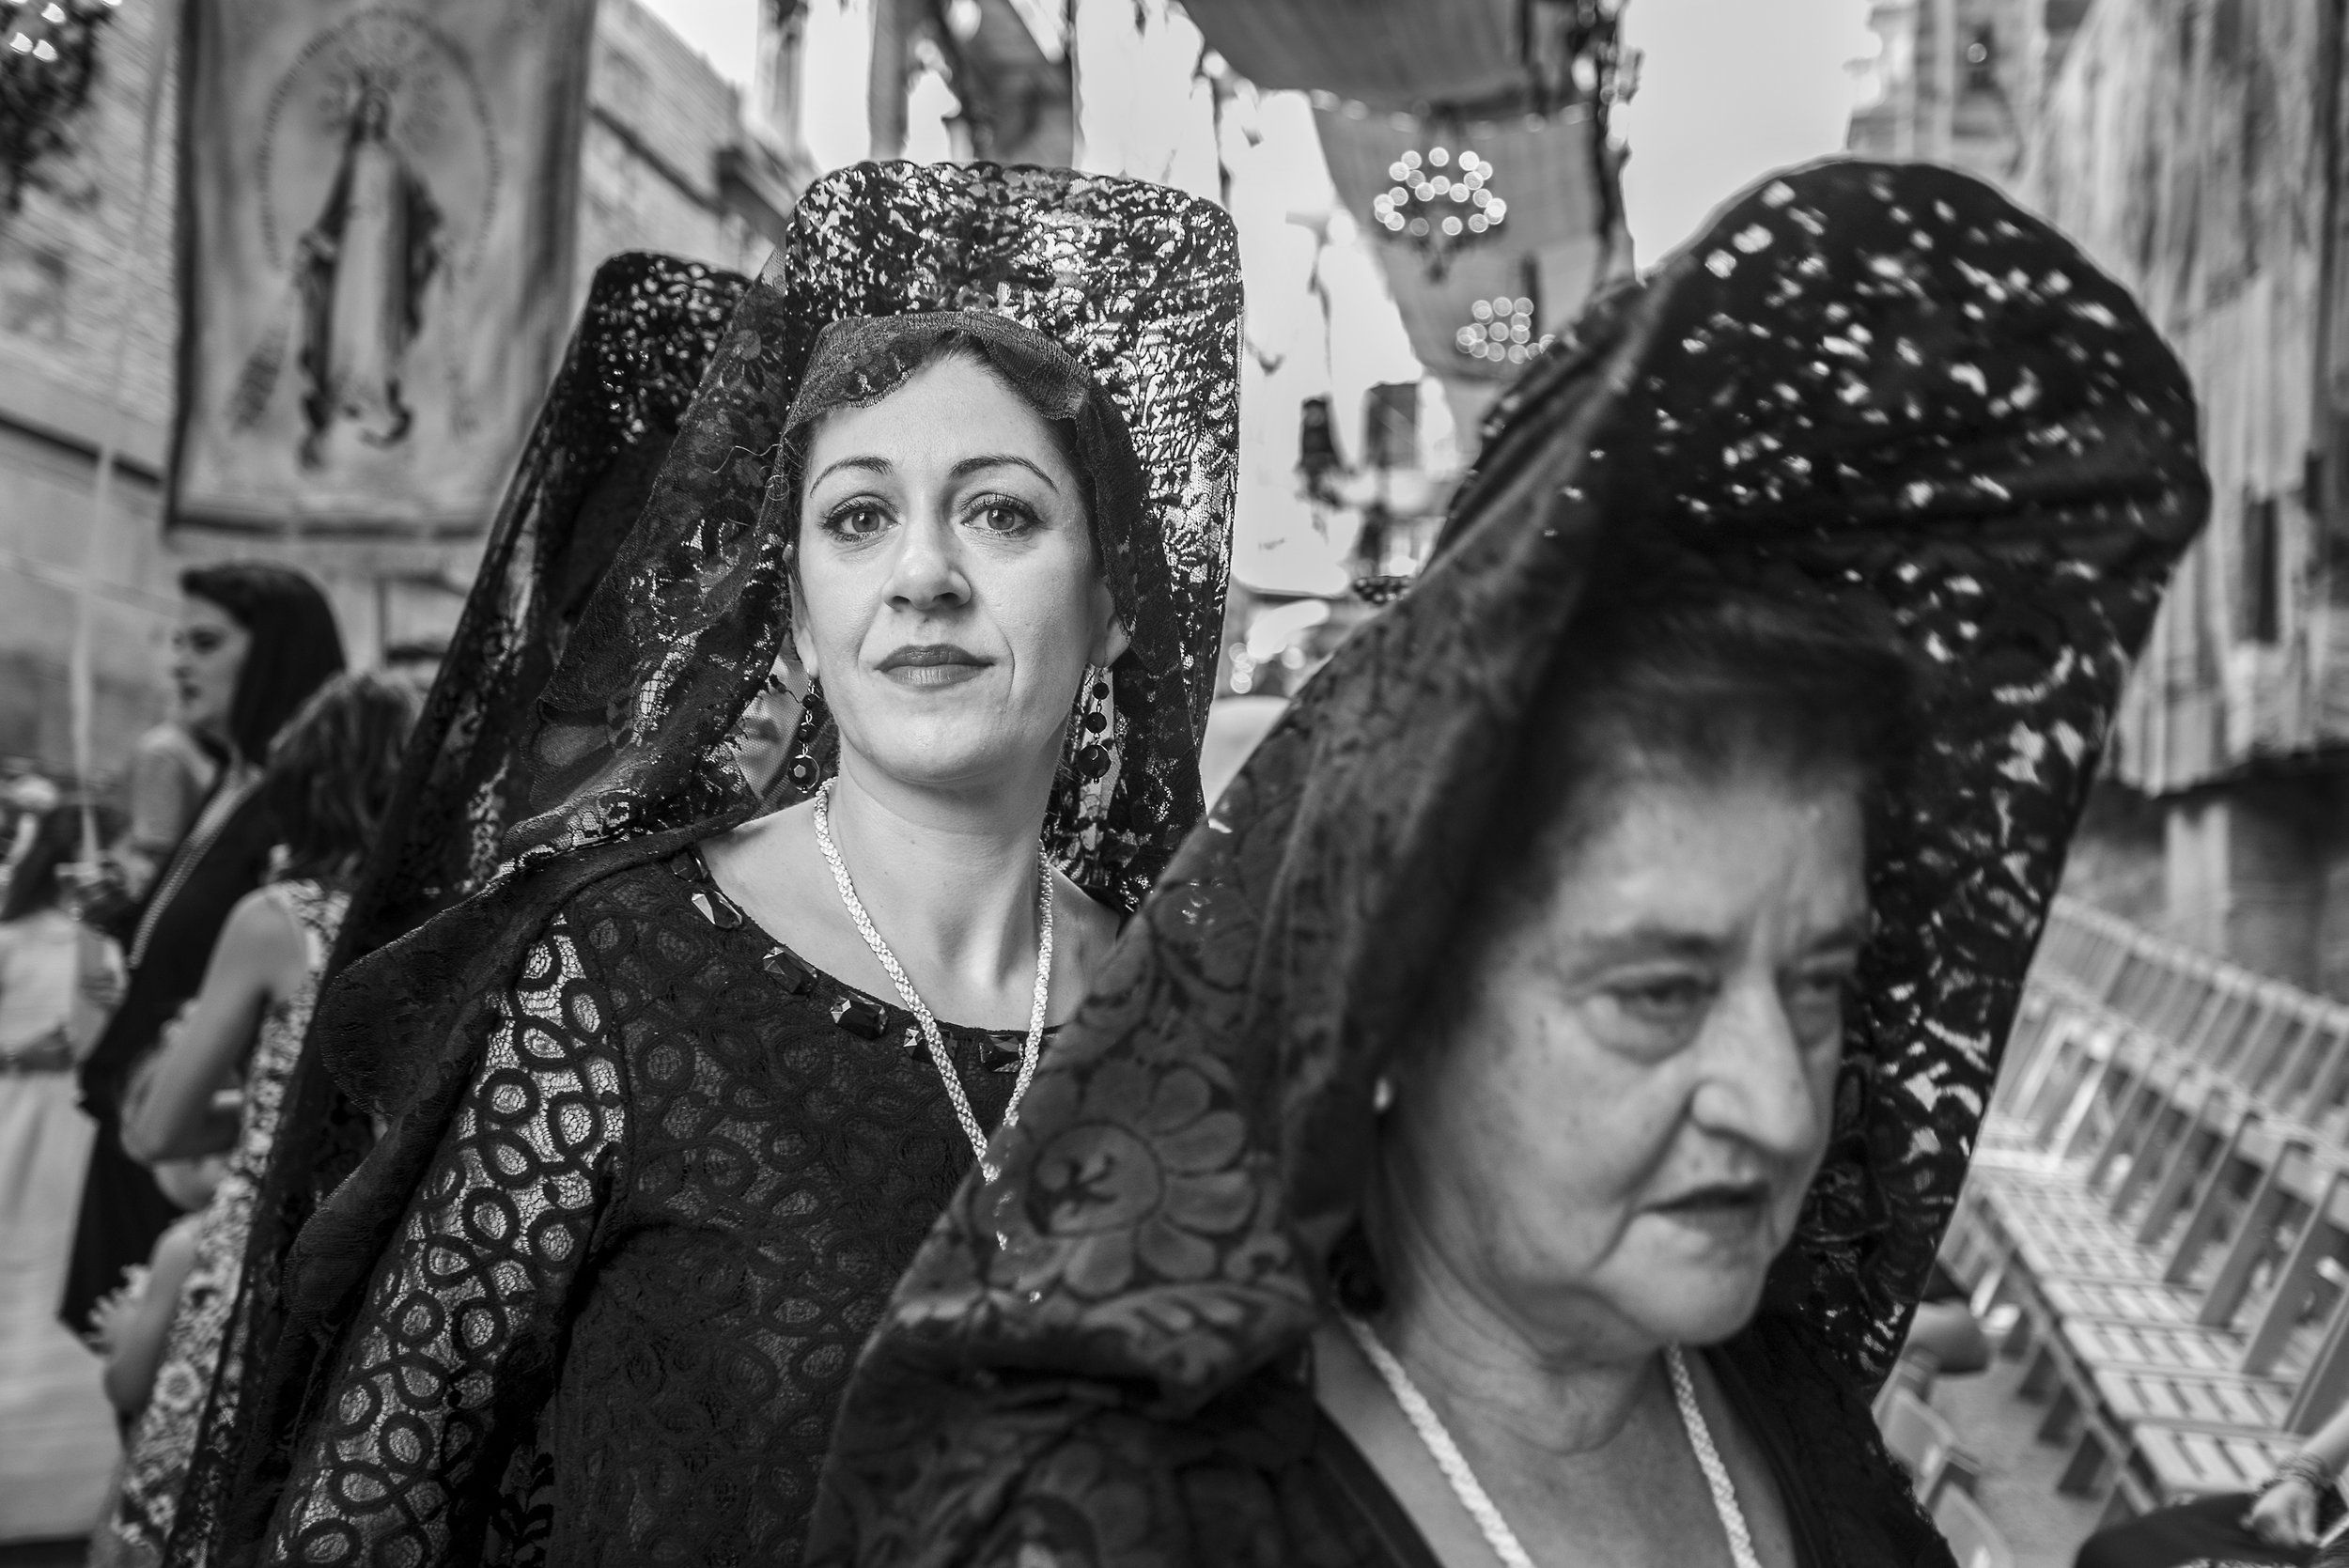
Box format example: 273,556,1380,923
794,353,1127,796
171,595,251,737
1380,767,1868,1360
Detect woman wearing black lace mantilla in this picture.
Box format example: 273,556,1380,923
806,162,2208,1568
233,163,1240,1567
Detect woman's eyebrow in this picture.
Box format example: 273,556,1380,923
809,455,893,488
1571,925,1729,966
950,454,1061,492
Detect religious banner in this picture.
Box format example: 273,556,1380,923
170,0,598,541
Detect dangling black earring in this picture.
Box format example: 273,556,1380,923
786,679,829,795
1075,665,1114,787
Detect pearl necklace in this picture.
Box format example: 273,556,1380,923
1342,1316,1765,1568
813,780,1051,1181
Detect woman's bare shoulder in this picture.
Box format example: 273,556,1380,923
222,886,308,970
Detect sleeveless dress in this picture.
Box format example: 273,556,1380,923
101,879,349,1568
66,778,277,1337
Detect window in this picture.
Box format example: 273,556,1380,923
2243,493,2281,644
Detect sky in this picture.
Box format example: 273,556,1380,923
634,0,1879,269
1616,0,1877,264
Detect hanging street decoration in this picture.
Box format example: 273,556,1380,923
1370,145,1505,280
1455,293,1553,366
0,0,120,210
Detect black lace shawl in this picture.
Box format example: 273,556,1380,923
805,160,2210,1567
204,253,749,1567
226,163,1239,1564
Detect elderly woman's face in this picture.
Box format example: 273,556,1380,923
794,353,1126,793
1384,768,1867,1357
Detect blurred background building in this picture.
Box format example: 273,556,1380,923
0,0,794,765
1841,0,2349,1001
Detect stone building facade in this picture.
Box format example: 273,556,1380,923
1861,0,2349,997
0,0,794,776
2018,0,2349,996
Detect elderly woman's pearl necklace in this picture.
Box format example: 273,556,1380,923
813,780,1050,1181
1342,1316,1766,1568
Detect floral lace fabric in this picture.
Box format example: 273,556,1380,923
806,160,2210,1568
260,852,1034,1566
101,880,345,1568
207,254,748,1568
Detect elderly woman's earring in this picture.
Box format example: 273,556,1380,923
1372,1076,1394,1115
786,679,830,795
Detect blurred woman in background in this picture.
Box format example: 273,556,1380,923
62,563,344,1338
0,800,125,1537
96,673,413,1568
0,800,124,1342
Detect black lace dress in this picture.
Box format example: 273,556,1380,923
261,846,1033,1566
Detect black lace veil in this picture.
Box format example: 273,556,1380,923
806,161,2209,1567
199,253,749,1567
227,163,1240,1563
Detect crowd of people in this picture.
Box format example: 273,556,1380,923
0,150,2322,1568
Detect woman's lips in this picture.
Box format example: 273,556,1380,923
877,644,991,690
1651,1181,1774,1243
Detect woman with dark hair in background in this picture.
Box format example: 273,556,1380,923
91,673,413,1568
61,563,345,1337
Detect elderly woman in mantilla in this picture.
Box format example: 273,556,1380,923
229,162,1241,1566
807,161,2209,1568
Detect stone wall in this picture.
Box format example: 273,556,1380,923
0,0,774,783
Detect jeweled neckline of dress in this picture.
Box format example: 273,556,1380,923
672,844,1066,1052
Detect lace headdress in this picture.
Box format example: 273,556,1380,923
512,163,1241,916
808,161,2209,1567
228,164,1239,1561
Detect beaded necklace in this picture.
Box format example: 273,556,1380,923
1343,1316,1766,1568
813,780,1050,1181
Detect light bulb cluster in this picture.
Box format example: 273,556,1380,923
8,0,116,58
0,0,121,210
1455,295,1555,365
1372,146,1507,244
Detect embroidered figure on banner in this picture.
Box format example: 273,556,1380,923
228,8,499,473
294,79,442,464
